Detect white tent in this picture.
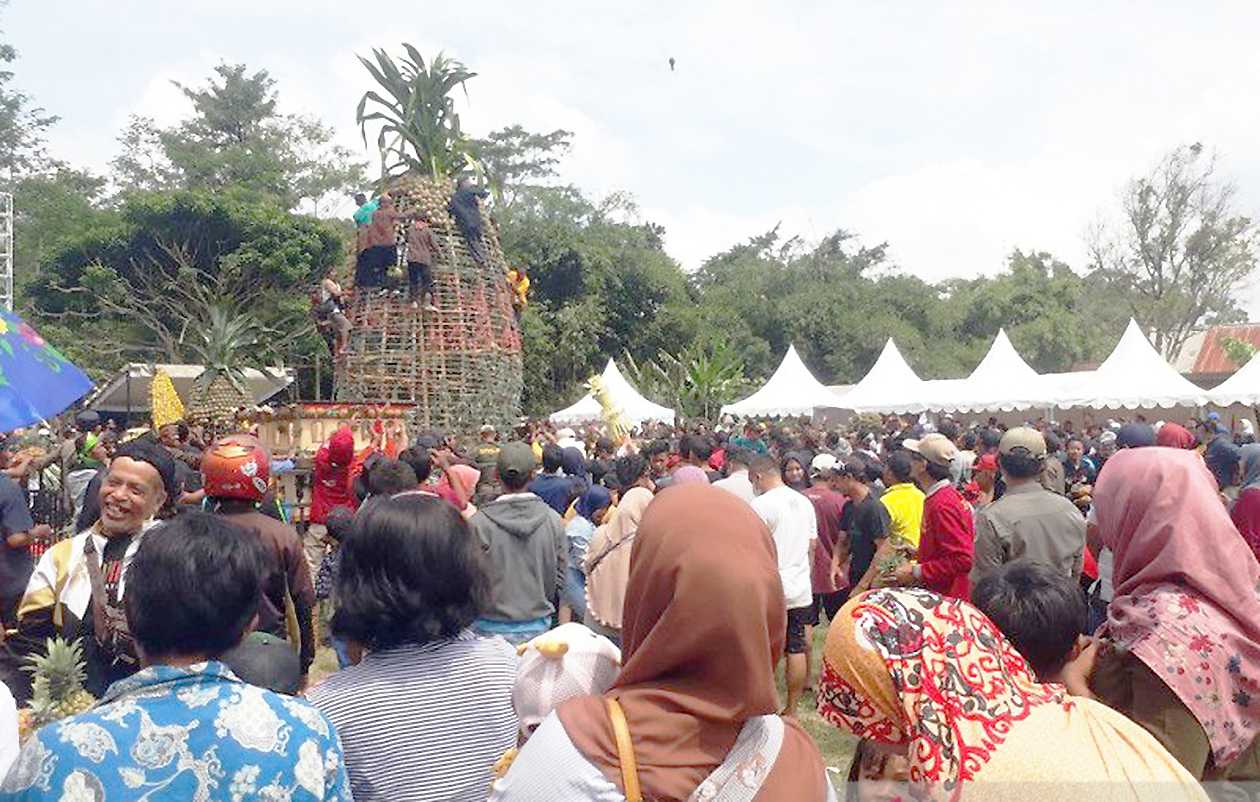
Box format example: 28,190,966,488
930,329,1047,412
88,363,294,414
721,345,846,417
1206,352,1260,406
550,359,675,426
1058,319,1209,409
833,340,930,414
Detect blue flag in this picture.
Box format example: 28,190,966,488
0,308,94,432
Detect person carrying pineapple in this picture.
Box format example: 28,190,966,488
8,441,177,700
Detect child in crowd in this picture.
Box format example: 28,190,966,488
971,558,1091,683
846,740,910,802
561,487,612,624
317,505,357,669
491,623,621,787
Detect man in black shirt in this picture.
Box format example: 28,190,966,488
834,456,889,592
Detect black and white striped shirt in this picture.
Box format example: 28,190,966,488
309,629,519,801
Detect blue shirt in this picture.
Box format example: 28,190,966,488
0,661,352,801
353,199,379,227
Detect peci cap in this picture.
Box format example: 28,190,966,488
497,441,537,485
902,433,957,468
998,427,1047,460
810,453,838,476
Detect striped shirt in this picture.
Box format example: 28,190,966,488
308,629,519,801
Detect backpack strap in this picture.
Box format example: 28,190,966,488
606,698,642,802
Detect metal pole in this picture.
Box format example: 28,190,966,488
0,193,12,311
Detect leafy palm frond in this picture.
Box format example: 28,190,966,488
185,303,283,396
356,46,477,180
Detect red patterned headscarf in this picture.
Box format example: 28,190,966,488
818,588,1067,801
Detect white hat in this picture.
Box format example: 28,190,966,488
513,623,621,738
810,453,838,476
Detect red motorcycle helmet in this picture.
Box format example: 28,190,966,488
202,435,270,502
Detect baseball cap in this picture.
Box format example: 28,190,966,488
497,441,537,484
220,632,301,694
810,453,838,476
974,453,999,473
902,433,957,467
998,427,1047,459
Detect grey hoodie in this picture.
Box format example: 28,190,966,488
471,493,567,622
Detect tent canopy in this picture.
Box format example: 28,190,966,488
1206,350,1260,406
88,363,294,415
930,329,1048,412
721,345,846,417
1059,319,1208,409
550,359,675,426
833,340,929,414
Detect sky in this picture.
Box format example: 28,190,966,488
8,1,1260,311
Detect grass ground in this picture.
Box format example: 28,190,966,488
309,621,857,773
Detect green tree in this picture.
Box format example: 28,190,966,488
0,5,58,182
110,64,366,212
11,167,110,296
471,125,572,206
1088,143,1257,358
356,46,476,180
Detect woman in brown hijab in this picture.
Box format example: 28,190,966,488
490,483,835,802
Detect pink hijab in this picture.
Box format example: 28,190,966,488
670,465,710,485
1094,447,1260,765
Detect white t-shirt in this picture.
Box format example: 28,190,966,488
750,485,818,609
713,470,755,504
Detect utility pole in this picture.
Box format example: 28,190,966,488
0,193,12,311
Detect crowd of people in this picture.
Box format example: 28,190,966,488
0,405,1253,799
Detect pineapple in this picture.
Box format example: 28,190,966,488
18,637,96,742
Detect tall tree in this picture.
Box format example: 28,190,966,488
471,125,572,206
1087,143,1257,358
11,167,109,296
110,64,365,212
0,5,58,183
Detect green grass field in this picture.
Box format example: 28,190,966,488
311,623,857,772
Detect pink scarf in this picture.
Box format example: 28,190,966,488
1094,447,1260,765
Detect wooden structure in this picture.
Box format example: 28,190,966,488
335,176,523,432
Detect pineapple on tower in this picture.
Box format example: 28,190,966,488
337,46,522,433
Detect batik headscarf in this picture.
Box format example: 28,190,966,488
1095,447,1260,766
819,587,1205,802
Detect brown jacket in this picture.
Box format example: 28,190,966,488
214,504,317,673
406,221,439,264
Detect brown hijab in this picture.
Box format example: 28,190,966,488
557,483,831,801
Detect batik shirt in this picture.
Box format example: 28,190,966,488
0,661,352,801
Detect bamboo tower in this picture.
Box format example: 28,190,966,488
335,175,523,432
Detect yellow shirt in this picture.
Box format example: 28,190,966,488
880,482,925,549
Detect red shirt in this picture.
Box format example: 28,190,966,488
1231,487,1260,562
919,480,974,600
803,485,847,594
310,428,359,524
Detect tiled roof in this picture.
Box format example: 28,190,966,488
1191,324,1260,375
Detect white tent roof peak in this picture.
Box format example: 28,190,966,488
720,344,846,417
1060,318,1208,409
968,329,1040,383
833,339,929,414
549,358,675,426
1207,350,1260,406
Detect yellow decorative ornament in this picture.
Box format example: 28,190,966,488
150,369,185,431
587,375,629,442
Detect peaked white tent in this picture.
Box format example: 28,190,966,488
550,359,675,426
1206,352,1260,406
930,329,1047,412
721,345,847,417
834,340,930,414
1059,319,1209,409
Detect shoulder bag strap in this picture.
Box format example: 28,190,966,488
587,533,635,575
606,698,642,802
80,534,114,647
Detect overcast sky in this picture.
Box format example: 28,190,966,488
8,1,1260,312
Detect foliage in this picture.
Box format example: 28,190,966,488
0,7,58,182
1221,336,1257,369
621,341,752,421
110,64,366,212
1088,143,1257,358
185,303,283,396
25,189,341,380
471,125,573,206
11,167,110,295
356,46,476,180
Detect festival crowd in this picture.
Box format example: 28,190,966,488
0,407,1252,800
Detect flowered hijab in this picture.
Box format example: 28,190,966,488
1094,447,1260,765
818,587,1066,800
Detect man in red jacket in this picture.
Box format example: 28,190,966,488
305,426,359,577
892,433,974,599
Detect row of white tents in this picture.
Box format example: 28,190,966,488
551,319,1260,425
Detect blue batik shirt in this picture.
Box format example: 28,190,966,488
0,661,352,801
